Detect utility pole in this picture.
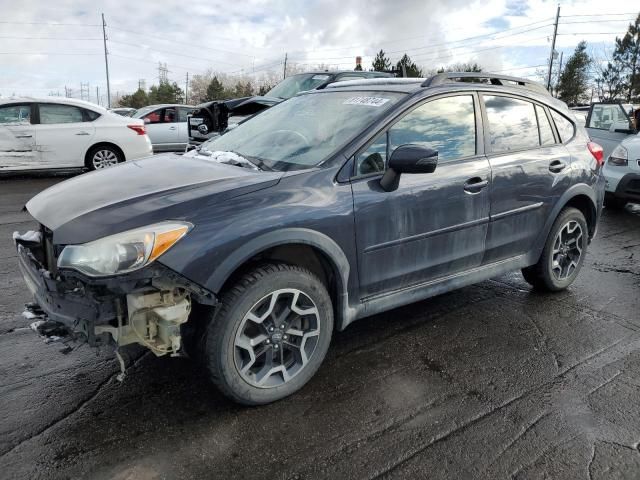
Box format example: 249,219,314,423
80,82,90,101
96,86,100,105
546,4,560,92
283,53,288,80
554,51,564,97
101,13,111,108
185,72,189,104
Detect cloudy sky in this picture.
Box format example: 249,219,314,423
0,0,637,102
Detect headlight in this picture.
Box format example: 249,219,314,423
57,221,191,277
608,145,628,166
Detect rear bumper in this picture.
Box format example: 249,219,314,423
613,173,640,202
125,136,154,161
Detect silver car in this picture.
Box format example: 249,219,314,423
133,104,194,152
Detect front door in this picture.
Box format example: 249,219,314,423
481,95,573,263
0,103,37,171
351,94,491,298
35,103,96,168
585,103,635,159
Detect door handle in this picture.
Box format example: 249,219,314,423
549,160,566,173
15,134,32,138
169,126,177,130
464,177,489,193
75,131,91,136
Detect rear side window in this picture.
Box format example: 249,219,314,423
177,107,194,122
484,95,538,153
84,109,101,121
550,110,575,143
536,105,555,146
39,104,84,124
0,104,31,124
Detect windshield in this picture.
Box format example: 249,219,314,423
200,91,403,171
265,73,333,99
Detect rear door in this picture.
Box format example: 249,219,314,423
143,107,179,151
481,94,573,263
35,103,96,168
0,103,37,171
351,93,491,298
585,103,635,158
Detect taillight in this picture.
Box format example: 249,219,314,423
127,124,146,135
587,141,604,166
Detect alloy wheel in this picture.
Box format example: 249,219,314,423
234,288,321,388
551,220,583,281
92,149,119,169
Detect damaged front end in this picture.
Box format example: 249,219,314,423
14,226,216,360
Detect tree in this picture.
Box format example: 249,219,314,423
233,81,254,97
206,76,226,100
372,49,391,72
557,41,591,106
117,88,149,108
437,62,482,73
396,54,422,77
595,60,627,102
148,81,184,104
613,12,640,101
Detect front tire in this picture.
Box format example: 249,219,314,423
86,145,123,170
205,263,333,405
522,207,588,292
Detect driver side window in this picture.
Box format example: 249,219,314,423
354,95,477,176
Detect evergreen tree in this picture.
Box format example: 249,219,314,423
371,49,391,71
557,41,591,106
206,76,226,100
396,54,422,77
148,81,184,104
118,89,149,108
437,63,482,73
613,13,640,101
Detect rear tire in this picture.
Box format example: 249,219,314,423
85,145,123,171
604,193,626,210
521,207,588,292
204,263,333,405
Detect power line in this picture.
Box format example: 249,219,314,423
108,39,243,67
108,26,255,59
0,21,100,26
0,36,102,40
0,52,101,55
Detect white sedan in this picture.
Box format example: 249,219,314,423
0,97,152,173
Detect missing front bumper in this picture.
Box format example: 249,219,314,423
15,236,215,355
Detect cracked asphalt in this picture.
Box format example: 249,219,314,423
1,176,639,480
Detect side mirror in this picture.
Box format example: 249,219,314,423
380,145,438,192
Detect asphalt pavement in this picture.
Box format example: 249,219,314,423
1,175,639,480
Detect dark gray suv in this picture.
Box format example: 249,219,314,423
15,73,606,405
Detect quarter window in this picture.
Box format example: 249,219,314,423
550,110,575,143
389,95,476,161
39,104,84,124
484,95,539,153
356,133,387,175
536,105,555,146
0,104,31,124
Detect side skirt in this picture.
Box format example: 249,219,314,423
343,254,530,329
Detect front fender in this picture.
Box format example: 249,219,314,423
204,228,356,330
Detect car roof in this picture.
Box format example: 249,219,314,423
0,96,107,112
136,104,191,109
322,73,569,112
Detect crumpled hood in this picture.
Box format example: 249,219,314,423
27,153,282,244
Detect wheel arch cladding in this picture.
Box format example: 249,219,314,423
85,141,125,165
206,228,353,330
533,185,598,261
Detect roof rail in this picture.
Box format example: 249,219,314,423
422,72,550,96
326,78,425,88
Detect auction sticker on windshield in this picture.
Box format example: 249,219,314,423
343,97,391,107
